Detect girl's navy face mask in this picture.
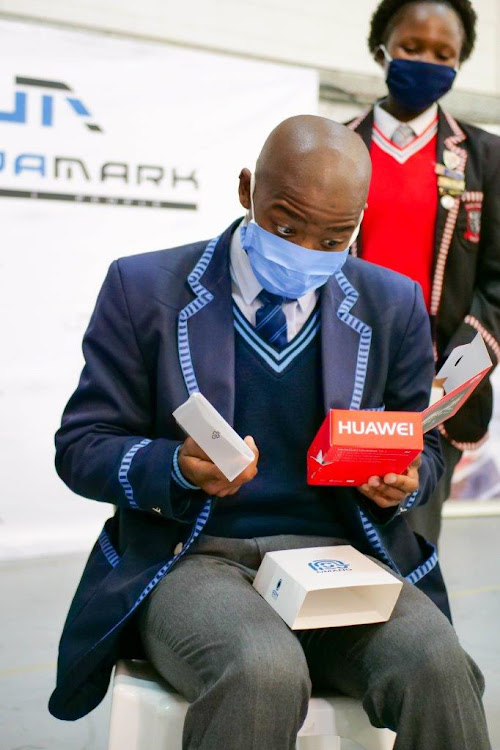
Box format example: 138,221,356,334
380,45,457,112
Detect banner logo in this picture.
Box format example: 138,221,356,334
0,76,103,132
308,559,351,573
0,75,198,210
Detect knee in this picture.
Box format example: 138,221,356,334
227,636,311,710
417,637,484,696
392,626,478,698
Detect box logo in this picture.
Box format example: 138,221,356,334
308,559,351,573
272,578,282,599
337,420,414,436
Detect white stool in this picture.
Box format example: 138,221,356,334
108,660,395,750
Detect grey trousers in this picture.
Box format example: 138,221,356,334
138,534,490,750
408,435,463,546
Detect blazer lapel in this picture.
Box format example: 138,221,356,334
349,106,373,148
177,220,240,424
321,264,373,413
430,108,468,320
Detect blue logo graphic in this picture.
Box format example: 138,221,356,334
308,559,351,573
272,578,282,599
0,76,103,132
0,76,200,212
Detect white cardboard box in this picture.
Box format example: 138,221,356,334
253,546,402,629
422,332,492,431
172,392,254,481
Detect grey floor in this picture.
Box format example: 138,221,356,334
1,517,499,750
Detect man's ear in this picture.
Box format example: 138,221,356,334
238,168,252,211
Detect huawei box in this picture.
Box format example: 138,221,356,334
308,333,492,486
308,410,423,486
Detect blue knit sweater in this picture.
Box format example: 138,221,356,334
204,305,346,538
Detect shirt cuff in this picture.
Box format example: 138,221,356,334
171,444,201,491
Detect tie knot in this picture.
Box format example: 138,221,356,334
258,290,290,306
255,289,291,350
391,123,415,148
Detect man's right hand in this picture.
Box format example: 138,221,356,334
178,435,259,498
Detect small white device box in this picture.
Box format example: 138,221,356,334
172,392,254,481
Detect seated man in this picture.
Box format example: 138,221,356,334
49,116,490,749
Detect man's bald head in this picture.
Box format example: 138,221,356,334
256,115,371,198
239,115,371,253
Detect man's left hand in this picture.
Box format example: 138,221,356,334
357,454,421,509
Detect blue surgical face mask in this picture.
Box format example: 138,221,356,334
380,44,457,112
241,175,362,299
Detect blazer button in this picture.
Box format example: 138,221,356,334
174,542,183,555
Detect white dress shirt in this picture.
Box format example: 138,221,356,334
374,102,438,139
230,219,319,342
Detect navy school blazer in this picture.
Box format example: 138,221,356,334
49,219,445,721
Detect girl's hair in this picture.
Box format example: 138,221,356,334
368,0,477,62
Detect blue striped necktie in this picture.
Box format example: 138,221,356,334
255,290,292,350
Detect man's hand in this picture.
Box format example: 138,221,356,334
357,454,421,509
178,436,259,498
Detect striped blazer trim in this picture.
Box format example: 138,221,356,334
177,235,220,396
358,508,399,572
98,529,120,568
402,489,419,510
87,498,213,656
405,547,439,586
332,271,400,574
430,111,468,318
334,270,372,411
118,439,152,509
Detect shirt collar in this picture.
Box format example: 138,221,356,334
230,217,262,305
229,219,314,311
374,101,438,139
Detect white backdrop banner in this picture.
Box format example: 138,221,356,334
0,20,318,558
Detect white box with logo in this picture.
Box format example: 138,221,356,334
172,392,254,481
253,546,402,629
